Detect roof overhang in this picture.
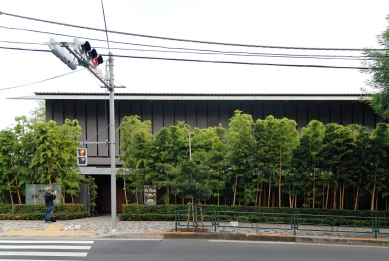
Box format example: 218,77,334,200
9,92,367,101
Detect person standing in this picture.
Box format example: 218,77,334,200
44,187,57,223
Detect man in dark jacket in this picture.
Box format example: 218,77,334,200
44,187,57,223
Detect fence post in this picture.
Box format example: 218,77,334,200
175,210,178,232
293,214,297,235
213,211,217,232
374,217,378,239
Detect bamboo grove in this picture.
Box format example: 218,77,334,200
2,109,389,211
118,111,389,211
0,115,93,205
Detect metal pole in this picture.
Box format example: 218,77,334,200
109,52,117,233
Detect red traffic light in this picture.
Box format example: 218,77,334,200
93,55,104,67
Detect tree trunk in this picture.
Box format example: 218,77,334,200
370,175,376,211
267,178,272,207
123,180,128,204
354,185,359,210
279,148,282,207
325,184,330,209
6,176,14,205
232,175,238,206
312,160,316,208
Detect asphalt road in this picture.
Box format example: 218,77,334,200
85,239,389,261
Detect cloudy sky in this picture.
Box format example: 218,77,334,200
1,0,389,130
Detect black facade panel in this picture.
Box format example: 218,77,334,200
297,101,308,131
186,101,196,129
229,101,240,118
252,101,263,121
240,101,252,116
119,100,130,120
86,101,97,156
285,101,296,121
74,100,86,142
207,101,219,127
274,101,285,119
318,101,330,124
307,101,318,123
46,99,53,122
163,101,174,127
152,101,163,134
97,100,108,156
197,101,207,129
364,104,375,131
174,101,186,124
53,100,64,125
341,101,352,126
330,101,341,124
141,101,152,122
219,101,229,129
63,100,75,121
352,102,363,125
263,101,274,118
131,100,141,117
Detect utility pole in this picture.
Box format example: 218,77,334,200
108,52,117,233
45,39,118,233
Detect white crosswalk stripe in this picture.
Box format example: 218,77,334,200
0,239,94,260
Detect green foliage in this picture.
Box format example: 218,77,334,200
0,203,87,220
361,15,389,119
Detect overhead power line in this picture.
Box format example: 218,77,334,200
1,11,384,51
0,40,369,60
0,26,373,61
0,69,84,91
0,45,369,69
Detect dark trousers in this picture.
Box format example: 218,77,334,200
45,205,53,221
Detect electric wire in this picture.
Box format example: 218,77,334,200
0,45,370,69
0,40,370,61
0,26,373,57
1,11,385,51
0,69,84,91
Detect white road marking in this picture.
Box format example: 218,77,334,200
0,251,88,257
0,245,91,249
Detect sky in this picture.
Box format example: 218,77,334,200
1,0,389,130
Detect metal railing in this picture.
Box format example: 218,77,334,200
174,210,389,238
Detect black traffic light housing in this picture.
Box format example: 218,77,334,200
77,148,87,166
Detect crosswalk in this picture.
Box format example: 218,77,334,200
0,240,94,261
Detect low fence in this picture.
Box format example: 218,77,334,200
174,210,389,238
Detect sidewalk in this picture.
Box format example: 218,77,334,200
1,215,389,247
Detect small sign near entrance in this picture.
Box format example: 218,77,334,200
144,185,157,205
230,221,239,227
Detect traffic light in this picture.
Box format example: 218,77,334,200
73,37,103,68
45,38,77,70
77,148,87,166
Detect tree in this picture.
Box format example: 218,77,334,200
368,123,389,210
118,115,153,204
300,120,325,208
361,15,389,119
226,110,255,205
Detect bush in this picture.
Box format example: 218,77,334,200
0,204,87,220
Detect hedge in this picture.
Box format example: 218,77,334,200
119,204,389,222
0,203,88,220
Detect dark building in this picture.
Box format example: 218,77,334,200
17,92,384,212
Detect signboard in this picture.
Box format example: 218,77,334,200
230,221,239,227
25,184,61,205
144,185,157,205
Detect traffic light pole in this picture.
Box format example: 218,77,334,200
49,41,117,233
108,52,117,233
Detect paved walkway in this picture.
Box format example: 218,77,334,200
1,215,389,247
0,215,175,238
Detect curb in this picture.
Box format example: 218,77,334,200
105,232,389,246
